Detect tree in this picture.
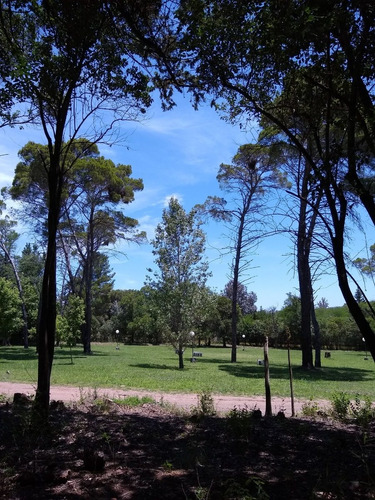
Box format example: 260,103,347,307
259,121,325,368
317,298,329,309
57,294,85,364
0,277,22,344
0,0,179,420
177,0,375,361
279,293,302,347
224,280,257,315
0,202,30,347
354,244,375,278
58,141,146,354
147,197,210,369
201,143,287,362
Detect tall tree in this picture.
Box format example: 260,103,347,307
59,141,146,354
0,0,176,420
223,280,257,316
0,202,30,347
147,197,210,369
201,143,287,362
0,276,22,344
177,0,375,361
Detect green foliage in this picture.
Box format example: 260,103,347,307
191,390,216,418
227,406,258,439
301,400,321,418
331,392,352,421
57,294,85,363
350,395,375,428
114,395,155,407
0,277,22,342
331,392,375,426
223,478,269,500
147,198,210,367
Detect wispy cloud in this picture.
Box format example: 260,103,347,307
162,193,183,207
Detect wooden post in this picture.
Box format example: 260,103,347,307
264,336,272,417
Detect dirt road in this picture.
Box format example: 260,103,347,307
0,381,327,416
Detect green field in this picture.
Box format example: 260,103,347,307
1,344,374,401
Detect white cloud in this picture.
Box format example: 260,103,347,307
162,193,183,207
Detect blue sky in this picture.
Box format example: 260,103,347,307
0,94,374,310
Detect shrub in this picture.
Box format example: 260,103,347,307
331,391,351,421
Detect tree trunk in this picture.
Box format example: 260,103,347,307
311,299,321,368
178,348,184,369
82,211,95,354
296,158,315,369
33,205,58,423
264,336,272,417
33,152,63,424
332,235,375,361
231,213,246,363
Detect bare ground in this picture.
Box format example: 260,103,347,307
0,382,374,499
0,381,325,416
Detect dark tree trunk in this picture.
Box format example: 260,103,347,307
332,234,375,361
325,172,375,361
33,165,61,423
82,211,95,355
178,348,184,369
231,212,246,363
264,336,272,417
297,173,314,369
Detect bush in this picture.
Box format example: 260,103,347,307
331,392,351,421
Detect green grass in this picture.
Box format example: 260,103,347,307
1,343,374,401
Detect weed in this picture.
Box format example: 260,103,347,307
330,392,375,426
191,390,216,419
100,431,120,459
350,395,375,427
93,397,112,413
113,395,155,407
301,399,320,418
162,459,174,471
331,391,351,421
227,405,258,438
223,477,269,500
183,470,213,500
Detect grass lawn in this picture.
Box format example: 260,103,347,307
1,343,374,401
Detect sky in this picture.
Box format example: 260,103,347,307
0,94,374,311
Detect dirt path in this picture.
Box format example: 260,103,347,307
0,381,328,416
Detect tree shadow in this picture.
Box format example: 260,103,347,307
218,362,375,382
0,347,38,362
195,357,232,364
129,363,181,371
0,346,107,363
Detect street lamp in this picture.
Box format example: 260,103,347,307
242,334,245,350
362,337,368,360
116,329,120,350
190,331,195,359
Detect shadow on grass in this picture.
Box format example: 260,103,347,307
219,362,375,382
194,357,233,364
0,347,107,363
129,363,181,371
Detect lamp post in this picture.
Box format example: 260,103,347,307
362,337,368,360
116,329,120,350
242,334,245,350
190,331,195,359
